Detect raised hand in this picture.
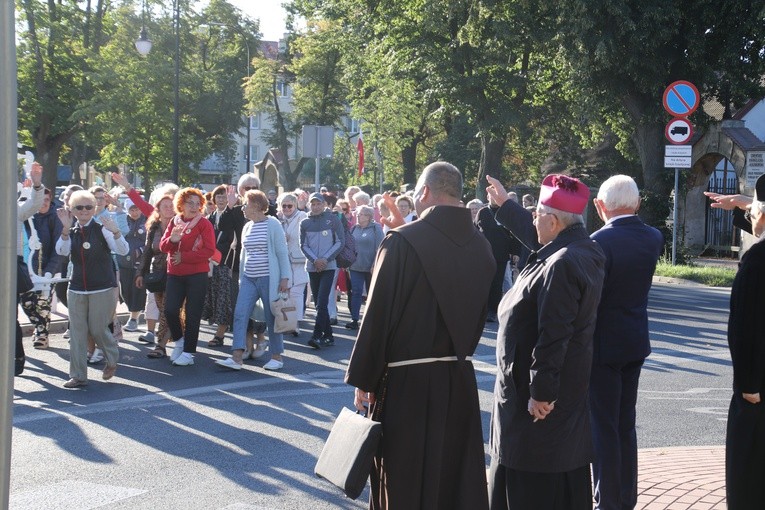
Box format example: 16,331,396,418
111,172,131,191
170,222,185,243
57,207,73,230
486,175,510,207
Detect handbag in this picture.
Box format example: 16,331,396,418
17,256,33,295
143,271,166,293
269,292,298,333
314,407,382,500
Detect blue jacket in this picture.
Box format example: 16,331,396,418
299,210,343,272
24,202,65,276
590,215,664,364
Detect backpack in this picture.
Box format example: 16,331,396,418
335,214,357,268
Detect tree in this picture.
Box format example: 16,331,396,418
558,0,765,226
16,0,109,188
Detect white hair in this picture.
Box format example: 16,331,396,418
537,203,584,228
353,191,371,205
597,175,640,211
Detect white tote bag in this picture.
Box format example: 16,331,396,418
270,292,298,333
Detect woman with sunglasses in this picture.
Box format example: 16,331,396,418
56,190,129,388
277,192,308,339
160,188,216,367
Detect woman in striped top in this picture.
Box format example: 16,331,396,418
217,190,290,371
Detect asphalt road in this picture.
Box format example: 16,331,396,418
8,282,732,509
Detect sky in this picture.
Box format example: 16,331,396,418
227,0,290,42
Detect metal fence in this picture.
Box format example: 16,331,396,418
705,172,740,253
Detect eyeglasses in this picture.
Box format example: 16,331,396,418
282,204,294,209
74,205,95,211
342,208,349,213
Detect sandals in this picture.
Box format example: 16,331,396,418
147,346,167,359
208,336,225,347
33,337,49,350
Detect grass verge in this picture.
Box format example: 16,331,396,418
654,261,736,287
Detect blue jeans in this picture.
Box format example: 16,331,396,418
232,274,283,355
309,270,335,338
349,270,372,321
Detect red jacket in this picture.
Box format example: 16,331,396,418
159,215,216,276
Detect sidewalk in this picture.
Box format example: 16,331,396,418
637,446,725,509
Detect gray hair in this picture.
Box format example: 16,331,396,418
420,161,463,199
537,203,584,228
466,198,483,209
353,191,371,206
597,175,640,211
237,173,261,195
277,192,297,206
356,205,375,218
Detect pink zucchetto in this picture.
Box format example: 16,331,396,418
538,174,590,215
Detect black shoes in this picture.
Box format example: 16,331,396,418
329,318,338,326
15,356,25,376
345,321,359,330
308,334,335,349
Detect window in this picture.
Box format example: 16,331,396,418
244,145,258,162
249,114,260,130
277,81,288,97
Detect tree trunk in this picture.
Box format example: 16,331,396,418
633,121,673,230
475,134,506,201
401,131,418,186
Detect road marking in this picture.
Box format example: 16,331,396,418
11,480,146,510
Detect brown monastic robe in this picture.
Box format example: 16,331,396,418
345,205,495,510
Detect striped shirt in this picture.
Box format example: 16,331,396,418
243,220,269,277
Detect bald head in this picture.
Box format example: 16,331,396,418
420,162,463,200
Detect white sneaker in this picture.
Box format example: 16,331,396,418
170,338,185,362
88,348,104,364
263,358,284,371
252,342,268,359
63,328,70,339
172,352,194,366
215,357,243,370
124,318,139,332
138,331,155,344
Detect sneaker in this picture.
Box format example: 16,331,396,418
138,331,155,344
88,348,104,364
263,358,284,371
170,338,185,362
215,357,243,370
173,352,194,366
345,321,359,330
307,337,322,350
329,318,338,326
322,335,335,347
252,342,268,359
124,318,139,332
63,328,70,339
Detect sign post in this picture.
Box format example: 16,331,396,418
662,81,700,265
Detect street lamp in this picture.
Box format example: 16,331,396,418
135,0,180,183
203,22,252,178
135,0,152,55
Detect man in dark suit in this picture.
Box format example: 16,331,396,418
589,175,664,510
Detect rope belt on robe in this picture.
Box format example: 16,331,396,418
387,356,473,368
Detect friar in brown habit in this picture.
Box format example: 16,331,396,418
346,161,495,510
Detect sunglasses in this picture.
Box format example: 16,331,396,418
73,205,95,211
282,204,294,209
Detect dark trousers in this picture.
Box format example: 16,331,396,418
488,258,508,314
589,359,643,510
119,266,147,312
165,272,208,353
488,458,592,510
726,393,765,509
309,270,334,338
348,270,372,321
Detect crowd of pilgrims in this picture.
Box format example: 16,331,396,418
15,169,533,388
